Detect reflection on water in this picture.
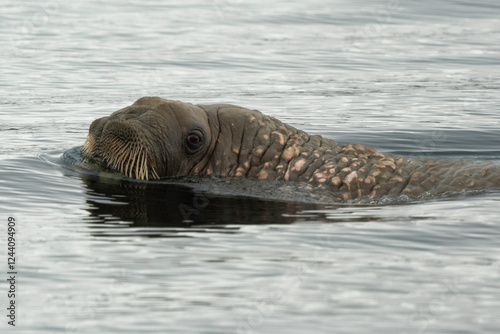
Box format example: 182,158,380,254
81,175,326,234
63,145,332,235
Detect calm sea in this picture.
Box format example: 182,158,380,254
1,0,500,333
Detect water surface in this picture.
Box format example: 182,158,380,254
1,0,500,333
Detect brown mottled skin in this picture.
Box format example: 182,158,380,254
82,97,500,202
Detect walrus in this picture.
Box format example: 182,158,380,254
82,97,500,202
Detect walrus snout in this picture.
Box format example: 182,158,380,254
83,116,160,180
82,117,107,164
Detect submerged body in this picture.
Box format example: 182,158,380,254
82,97,500,202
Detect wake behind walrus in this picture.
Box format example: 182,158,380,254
81,97,500,202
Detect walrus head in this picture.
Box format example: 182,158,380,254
82,97,218,180
82,96,328,184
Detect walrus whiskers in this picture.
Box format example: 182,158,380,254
137,149,149,180
128,145,140,179
109,142,150,180
124,146,137,178
101,140,130,175
82,135,96,157
150,166,159,180
114,142,131,175
139,150,146,180
123,146,133,177
143,153,149,179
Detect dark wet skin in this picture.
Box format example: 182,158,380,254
82,97,500,202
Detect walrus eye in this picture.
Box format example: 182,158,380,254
186,130,204,153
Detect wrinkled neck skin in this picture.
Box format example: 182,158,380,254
195,104,500,202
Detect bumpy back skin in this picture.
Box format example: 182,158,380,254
197,104,500,202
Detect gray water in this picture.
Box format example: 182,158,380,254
1,0,500,333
